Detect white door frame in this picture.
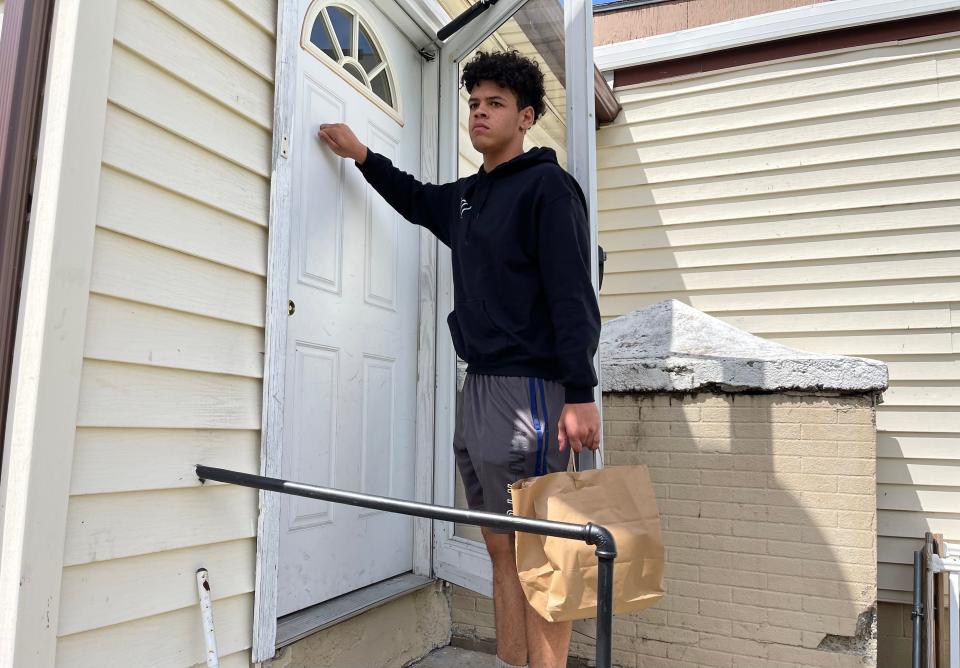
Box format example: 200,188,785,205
254,0,448,661
257,0,598,656
431,0,601,596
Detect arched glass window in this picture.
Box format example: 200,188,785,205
301,3,399,120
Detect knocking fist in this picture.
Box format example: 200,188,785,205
316,123,368,164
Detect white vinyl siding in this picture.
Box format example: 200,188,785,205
596,33,960,604
56,0,275,664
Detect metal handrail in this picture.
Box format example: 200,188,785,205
195,465,617,668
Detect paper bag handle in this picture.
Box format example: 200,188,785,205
572,448,603,473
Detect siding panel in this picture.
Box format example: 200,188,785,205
222,0,276,36
57,0,274,660
59,539,254,636
98,167,268,275
115,0,273,128
108,45,271,176
101,105,269,226
56,594,253,667
598,35,960,599
77,360,262,429
63,486,257,567
84,294,264,378
70,427,259,495
147,0,275,81
90,228,265,327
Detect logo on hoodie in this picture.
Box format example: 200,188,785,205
459,198,472,218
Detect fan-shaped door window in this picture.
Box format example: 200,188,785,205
302,2,401,124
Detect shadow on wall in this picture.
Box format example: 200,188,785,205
593,299,883,666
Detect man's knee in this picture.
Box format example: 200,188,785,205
482,527,515,562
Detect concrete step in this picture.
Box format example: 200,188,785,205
407,646,493,667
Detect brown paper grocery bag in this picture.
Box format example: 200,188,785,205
511,463,664,622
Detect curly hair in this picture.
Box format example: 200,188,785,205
461,50,546,123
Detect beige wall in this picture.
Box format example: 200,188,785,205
596,33,960,603
264,584,450,668
455,391,879,667
49,0,570,664
53,0,570,663
593,0,830,46
876,602,912,668
55,0,275,665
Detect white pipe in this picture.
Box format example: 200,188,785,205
196,568,220,668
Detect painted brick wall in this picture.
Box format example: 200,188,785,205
876,602,912,668
452,391,879,667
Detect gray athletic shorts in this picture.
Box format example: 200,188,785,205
454,373,570,532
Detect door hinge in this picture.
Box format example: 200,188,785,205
419,48,436,62
280,134,290,159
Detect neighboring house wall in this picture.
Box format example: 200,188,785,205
593,0,830,46
595,33,960,604
55,0,274,665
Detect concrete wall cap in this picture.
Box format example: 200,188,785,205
600,300,889,394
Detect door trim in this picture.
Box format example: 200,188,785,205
254,0,447,661
0,1,118,665
0,0,55,464
430,0,529,597
275,573,433,648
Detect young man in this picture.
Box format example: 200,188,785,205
317,50,601,668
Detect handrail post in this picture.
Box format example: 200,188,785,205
586,523,617,668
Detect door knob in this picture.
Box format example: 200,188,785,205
288,299,296,316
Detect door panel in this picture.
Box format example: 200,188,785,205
278,0,422,616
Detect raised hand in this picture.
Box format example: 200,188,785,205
316,123,368,164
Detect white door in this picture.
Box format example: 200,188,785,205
278,0,423,616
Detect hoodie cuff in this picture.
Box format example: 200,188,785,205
355,150,388,174
564,385,595,404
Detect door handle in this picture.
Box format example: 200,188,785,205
288,300,296,316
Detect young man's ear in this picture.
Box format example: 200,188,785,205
520,105,535,132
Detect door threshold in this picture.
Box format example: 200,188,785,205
275,573,435,649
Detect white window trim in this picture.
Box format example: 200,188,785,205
301,1,406,126
255,0,446,662
594,0,960,73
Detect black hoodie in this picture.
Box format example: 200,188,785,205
356,146,600,403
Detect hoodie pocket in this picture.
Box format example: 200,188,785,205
446,310,467,361
448,299,511,363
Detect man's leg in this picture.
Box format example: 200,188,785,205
482,526,573,668
524,601,572,667
480,527,527,666
481,527,528,666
